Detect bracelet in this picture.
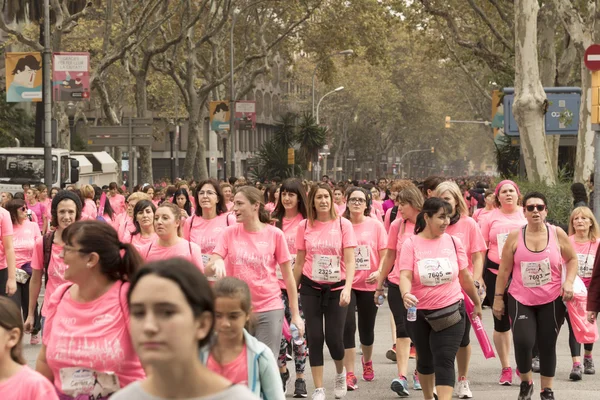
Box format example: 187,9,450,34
494,293,504,297
375,288,384,292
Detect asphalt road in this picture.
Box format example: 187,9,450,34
23,301,600,399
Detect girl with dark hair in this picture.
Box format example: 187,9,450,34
129,200,157,253
0,297,58,399
172,188,193,219
294,183,357,400
111,259,259,399
25,187,47,233
472,190,495,224
207,186,304,360
96,191,118,230
5,199,42,344
571,182,589,208
33,220,146,399
271,178,309,396
108,182,126,215
183,179,235,277
117,192,151,242
400,198,482,400
342,187,387,389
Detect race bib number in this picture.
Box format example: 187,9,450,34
312,254,341,282
59,367,120,399
521,258,551,287
276,255,297,280
497,233,509,259
417,258,453,286
354,245,371,271
577,254,595,278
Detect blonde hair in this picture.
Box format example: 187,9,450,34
156,202,182,237
568,206,600,242
127,192,151,204
80,184,95,200
397,185,424,211
434,181,469,216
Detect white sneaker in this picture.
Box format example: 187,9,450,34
312,388,326,400
334,368,347,398
456,379,473,399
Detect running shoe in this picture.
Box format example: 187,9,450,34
312,388,326,400
584,357,596,375
499,367,512,386
334,368,347,398
29,333,40,345
456,379,472,399
362,357,375,381
540,388,555,400
386,344,397,362
569,363,583,381
346,372,358,391
413,371,421,390
517,381,533,400
391,376,409,397
532,356,540,373
294,378,308,398
409,345,416,359
281,369,290,394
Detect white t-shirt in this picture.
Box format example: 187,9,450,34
111,381,260,400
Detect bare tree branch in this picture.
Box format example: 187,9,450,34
442,36,493,101
466,0,513,51
487,0,513,31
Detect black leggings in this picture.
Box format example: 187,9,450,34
484,265,511,332
508,294,566,377
388,281,409,338
301,286,347,366
565,312,594,357
407,302,465,387
344,289,378,349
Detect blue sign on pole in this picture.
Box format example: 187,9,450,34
503,87,581,136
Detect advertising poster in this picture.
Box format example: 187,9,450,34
235,100,256,130
209,101,230,132
53,52,90,101
5,52,43,102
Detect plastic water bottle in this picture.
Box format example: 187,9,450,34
407,306,417,322
290,323,303,346
377,294,385,307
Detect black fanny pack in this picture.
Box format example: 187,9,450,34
423,301,463,332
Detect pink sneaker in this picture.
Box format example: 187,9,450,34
499,367,512,386
30,334,40,345
346,372,358,390
362,357,375,381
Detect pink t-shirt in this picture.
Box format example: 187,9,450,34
334,203,346,216
0,207,13,270
117,215,134,242
0,365,58,400
296,217,357,286
109,193,126,215
43,281,145,398
129,232,157,254
389,218,416,285
479,208,527,265
509,225,563,306
445,216,487,273
568,236,599,288
372,200,384,220
276,213,304,289
207,345,248,386
351,217,387,291
472,207,493,223
28,201,46,231
31,236,65,317
42,198,52,220
398,234,468,310
140,238,204,271
183,213,236,267
13,220,41,268
265,202,276,212
213,224,290,312
226,201,234,211
81,198,98,220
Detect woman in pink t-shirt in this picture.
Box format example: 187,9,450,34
479,179,526,385
35,220,146,399
37,184,52,230
172,188,193,219
333,186,346,216
141,202,203,271
80,184,98,221
293,183,357,399
271,178,308,396
565,206,600,377
183,179,235,275
342,187,387,389
25,188,46,233
493,192,577,399
435,182,487,398
5,199,42,344
117,192,151,242
108,182,127,216
207,186,303,359
473,190,495,224
0,297,58,400
399,197,482,400
129,200,157,254
221,183,234,211
375,184,423,394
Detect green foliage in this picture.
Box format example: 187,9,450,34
509,177,573,227
296,112,327,165
0,88,35,147
255,139,302,181
494,135,520,178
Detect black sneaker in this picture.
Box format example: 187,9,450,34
540,388,555,400
584,357,596,374
518,381,534,400
294,378,308,398
281,369,290,394
569,363,583,381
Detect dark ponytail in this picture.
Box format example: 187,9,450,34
413,197,452,235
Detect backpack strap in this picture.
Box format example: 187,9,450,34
43,231,55,288
146,243,153,259
187,215,195,239
390,205,399,224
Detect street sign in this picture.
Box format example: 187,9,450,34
585,44,600,71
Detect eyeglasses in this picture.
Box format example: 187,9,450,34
198,190,217,197
19,206,27,211
348,197,366,204
525,204,546,212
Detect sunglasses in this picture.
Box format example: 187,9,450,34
19,206,27,211
525,204,546,212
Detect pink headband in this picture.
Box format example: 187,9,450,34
494,180,520,197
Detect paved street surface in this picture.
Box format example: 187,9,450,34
23,302,600,399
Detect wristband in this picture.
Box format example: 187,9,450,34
375,288,384,292
494,293,504,297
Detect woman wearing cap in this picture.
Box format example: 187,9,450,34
493,192,576,400
479,180,526,385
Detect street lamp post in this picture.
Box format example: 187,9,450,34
311,50,354,117
66,102,76,150
315,86,344,179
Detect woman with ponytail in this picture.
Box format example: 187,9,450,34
207,186,304,359
32,220,146,400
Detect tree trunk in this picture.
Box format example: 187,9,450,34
512,0,555,185
134,75,153,184
114,147,123,186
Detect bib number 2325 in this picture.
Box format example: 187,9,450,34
312,255,341,282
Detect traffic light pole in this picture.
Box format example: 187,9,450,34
398,148,435,179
